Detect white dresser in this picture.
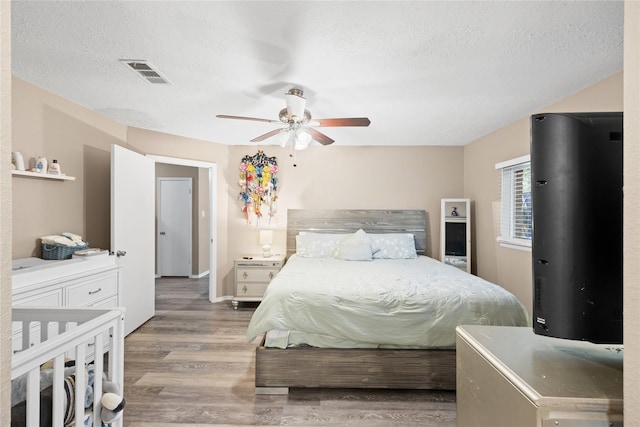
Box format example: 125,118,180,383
456,325,623,427
12,254,122,352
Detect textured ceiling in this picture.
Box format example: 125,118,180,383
11,1,623,147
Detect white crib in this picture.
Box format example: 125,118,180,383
11,307,125,427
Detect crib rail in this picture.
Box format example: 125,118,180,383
11,307,125,427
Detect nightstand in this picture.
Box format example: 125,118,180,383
233,255,284,309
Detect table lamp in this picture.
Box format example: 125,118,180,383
260,230,273,258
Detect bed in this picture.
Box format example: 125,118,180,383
11,307,125,427
248,209,530,394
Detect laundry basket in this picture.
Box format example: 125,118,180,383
41,242,89,260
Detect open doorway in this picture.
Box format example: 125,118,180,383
147,155,218,302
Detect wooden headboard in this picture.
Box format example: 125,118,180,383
286,209,427,258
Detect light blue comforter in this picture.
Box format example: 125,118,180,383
247,255,530,349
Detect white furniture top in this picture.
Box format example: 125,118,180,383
235,255,284,263
12,254,117,291
456,325,623,402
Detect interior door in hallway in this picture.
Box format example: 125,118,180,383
157,177,192,277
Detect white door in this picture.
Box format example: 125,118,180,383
157,178,192,277
111,145,155,336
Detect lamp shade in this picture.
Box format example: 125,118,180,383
259,230,273,245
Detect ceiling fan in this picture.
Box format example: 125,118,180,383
216,88,371,149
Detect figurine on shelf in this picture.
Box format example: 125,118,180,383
451,207,459,217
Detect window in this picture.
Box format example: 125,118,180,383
495,155,532,250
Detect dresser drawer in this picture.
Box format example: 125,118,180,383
236,268,278,283
67,273,118,306
13,288,63,307
88,295,119,308
236,281,269,298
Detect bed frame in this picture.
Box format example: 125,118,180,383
254,209,456,394
11,307,125,427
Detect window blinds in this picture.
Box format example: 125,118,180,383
496,156,532,249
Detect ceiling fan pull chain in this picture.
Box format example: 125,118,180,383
290,143,298,168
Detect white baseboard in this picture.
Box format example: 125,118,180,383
189,270,210,279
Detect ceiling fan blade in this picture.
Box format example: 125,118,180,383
250,128,284,142
216,114,280,124
314,117,371,127
306,128,335,146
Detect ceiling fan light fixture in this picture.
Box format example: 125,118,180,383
285,89,306,120
295,130,312,150
278,129,292,147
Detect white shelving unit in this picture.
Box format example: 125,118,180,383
440,198,471,273
12,170,76,181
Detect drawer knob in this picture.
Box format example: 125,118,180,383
88,288,102,295
242,285,248,294
269,271,274,279
243,272,248,279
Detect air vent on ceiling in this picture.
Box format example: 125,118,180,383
120,60,171,84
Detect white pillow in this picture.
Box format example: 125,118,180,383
369,233,418,259
338,229,373,261
295,232,348,258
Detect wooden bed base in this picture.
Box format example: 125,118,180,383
253,209,457,394
255,338,456,394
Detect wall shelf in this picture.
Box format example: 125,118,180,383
12,170,76,181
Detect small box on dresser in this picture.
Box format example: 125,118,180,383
233,255,284,309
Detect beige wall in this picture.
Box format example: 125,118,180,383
226,145,464,270
11,78,128,257
463,72,624,314
624,1,640,423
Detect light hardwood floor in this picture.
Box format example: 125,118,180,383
122,277,457,426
